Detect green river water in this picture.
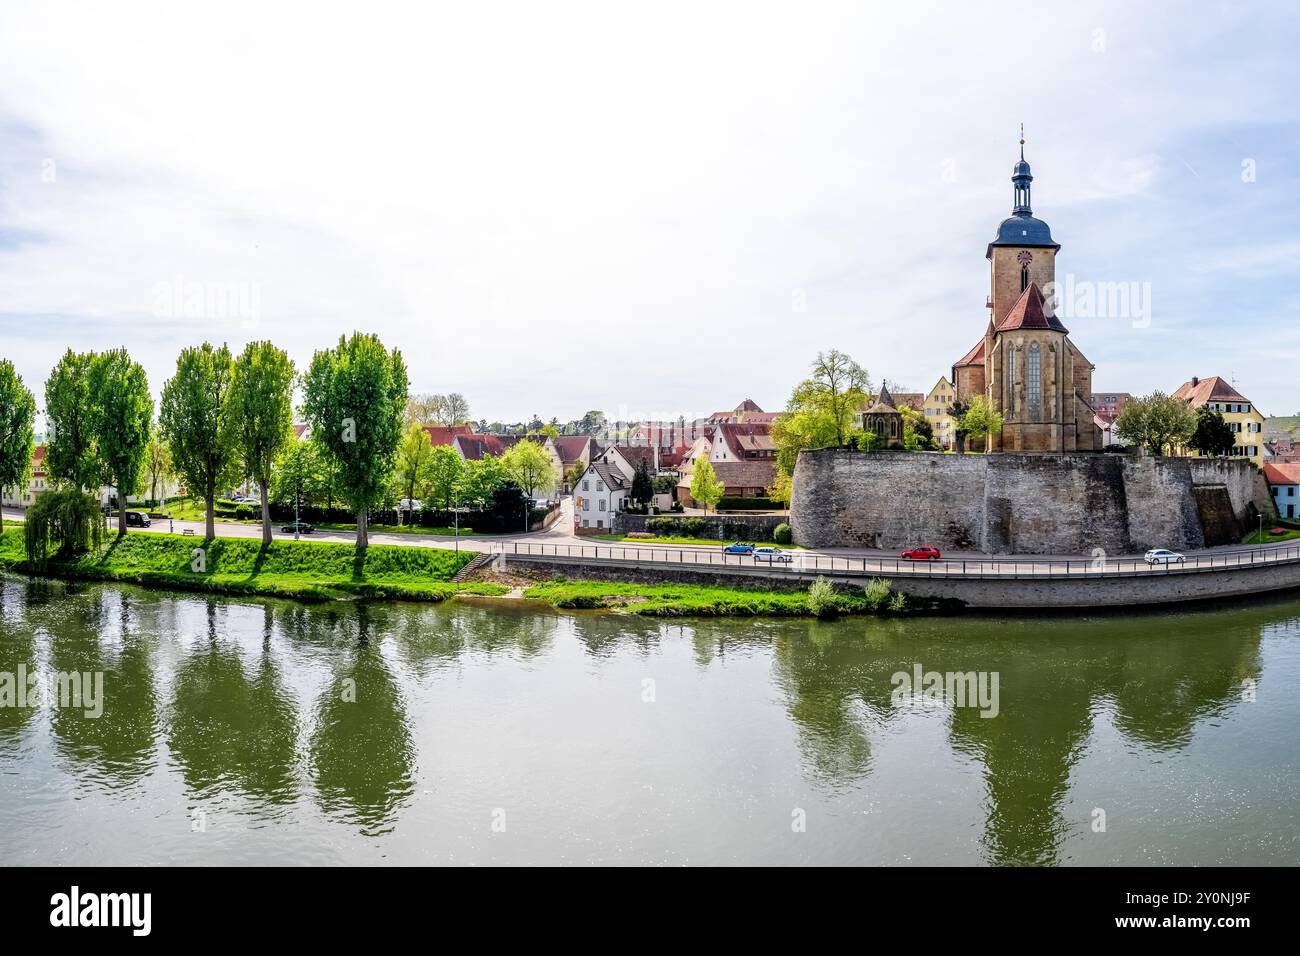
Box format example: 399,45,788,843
1,574,1297,865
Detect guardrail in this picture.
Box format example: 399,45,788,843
494,540,1300,579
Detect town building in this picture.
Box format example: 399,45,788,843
858,384,905,449
1171,376,1267,467
922,377,957,449
1091,392,1132,423
1,446,48,508
1264,462,1299,519
573,460,627,530
952,136,1102,453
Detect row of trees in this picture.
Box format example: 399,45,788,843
1112,392,1236,458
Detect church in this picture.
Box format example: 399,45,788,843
952,137,1102,453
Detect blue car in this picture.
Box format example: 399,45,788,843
722,542,756,554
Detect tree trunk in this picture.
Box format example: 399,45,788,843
260,478,272,548
357,506,369,550
205,492,216,540
117,484,127,536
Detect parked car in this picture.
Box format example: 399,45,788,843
1144,548,1185,565
753,546,792,563
900,546,941,561
281,521,315,535
398,498,423,511
722,542,756,554
125,510,150,528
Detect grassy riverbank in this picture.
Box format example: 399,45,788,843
0,529,505,603
522,578,911,617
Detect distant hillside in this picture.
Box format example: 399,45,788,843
1265,416,1300,441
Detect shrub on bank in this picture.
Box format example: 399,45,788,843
773,522,792,545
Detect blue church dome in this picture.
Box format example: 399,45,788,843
1013,158,1032,178
990,213,1057,248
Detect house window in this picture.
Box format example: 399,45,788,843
596,481,604,491
1027,342,1041,420
582,480,589,491
598,500,605,511
582,519,589,528
597,519,603,528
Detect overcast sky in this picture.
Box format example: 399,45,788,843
1,0,1297,427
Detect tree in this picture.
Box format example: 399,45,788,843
538,422,560,439
766,469,793,507
1189,406,1236,458
442,393,470,426
87,349,153,536
395,422,435,523
899,405,935,451
271,436,329,509
773,349,872,477
630,458,654,507
302,332,409,549
226,342,296,546
1113,391,1197,457
455,455,510,508
566,459,587,491
160,343,237,540
580,410,606,435
425,445,464,511
957,396,1003,454
503,439,558,498
405,393,443,425
690,457,723,512
44,349,99,492
0,360,37,534
23,488,104,563
144,434,172,507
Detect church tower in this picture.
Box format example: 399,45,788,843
954,132,1102,453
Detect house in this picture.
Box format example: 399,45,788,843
1264,463,1300,519
1,446,48,508
1172,376,1267,467
424,424,475,447
552,436,594,491
596,444,660,479
1091,392,1132,423
1096,414,1127,448
573,460,628,531
922,377,957,449
678,421,777,504
452,433,518,460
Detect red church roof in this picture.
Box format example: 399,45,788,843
995,283,1069,334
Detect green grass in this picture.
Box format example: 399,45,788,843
314,521,478,537
0,529,505,603
1243,527,1300,545
522,578,910,617
587,534,805,549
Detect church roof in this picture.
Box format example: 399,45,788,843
954,337,986,368
995,283,1069,334
987,214,1059,256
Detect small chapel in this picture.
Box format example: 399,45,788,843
952,134,1102,453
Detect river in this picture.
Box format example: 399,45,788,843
1,574,1298,865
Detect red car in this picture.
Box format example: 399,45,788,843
900,546,941,561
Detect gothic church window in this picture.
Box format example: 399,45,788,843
1006,342,1016,415
1027,342,1041,420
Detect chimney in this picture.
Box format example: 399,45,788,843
1191,376,1199,387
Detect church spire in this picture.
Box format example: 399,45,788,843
1012,125,1033,215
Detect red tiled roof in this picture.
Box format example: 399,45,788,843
954,337,986,368
551,436,591,464
1172,376,1251,407
424,424,475,446
714,422,775,459
1264,463,1300,486
454,434,517,459
710,459,777,490
892,392,925,412
996,283,1069,333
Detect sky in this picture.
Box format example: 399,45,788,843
1,0,1298,428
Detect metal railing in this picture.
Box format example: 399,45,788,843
493,540,1300,580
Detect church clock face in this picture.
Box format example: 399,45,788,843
1017,251,1033,265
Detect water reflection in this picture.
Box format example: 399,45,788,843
0,573,1291,864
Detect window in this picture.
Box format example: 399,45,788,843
582,480,589,491
1027,342,1041,420
582,519,589,528
596,519,603,528
1006,342,1016,415
1020,265,1028,292
596,480,604,491
598,500,606,511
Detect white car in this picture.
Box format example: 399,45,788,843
1145,548,1186,565
753,547,793,564
398,498,423,511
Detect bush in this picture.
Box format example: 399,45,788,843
863,577,892,610
888,592,907,613
23,489,106,565
682,517,707,537
806,578,838,619
717,496,781,511
234,504,256,520
645,517,679,534
773,522,792,544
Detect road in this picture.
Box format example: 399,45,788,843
4,499,1297,579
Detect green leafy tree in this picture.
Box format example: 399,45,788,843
455,455,510,508
503,438,558,498
957,396,1003,454
1189,406,1237,458
630,458,654,507
1113,391,1197,457
226,342,296,545
425,445,464,511
773,349,871,477
271,437,329,508
87,349,153,536
44,349,99,492
23,488,105,563
302,333,409,549
899,405,935,451
565,459,587,491
160,343,237,540
766,469,793,507
690,457,723,513
144,433,172,507
0,361,37,534
538,422,560,439
395,422,435,522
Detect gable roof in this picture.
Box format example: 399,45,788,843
714,421,774,458
1172,376,1251,407
1264,463,1300,486
892,392,924,411
954,337,986,368
604,445,657,473
424,424,475,446
551,436,591,464
585,460,627,490
454,434,517,460
710,459,778,490
996,282,1069,334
